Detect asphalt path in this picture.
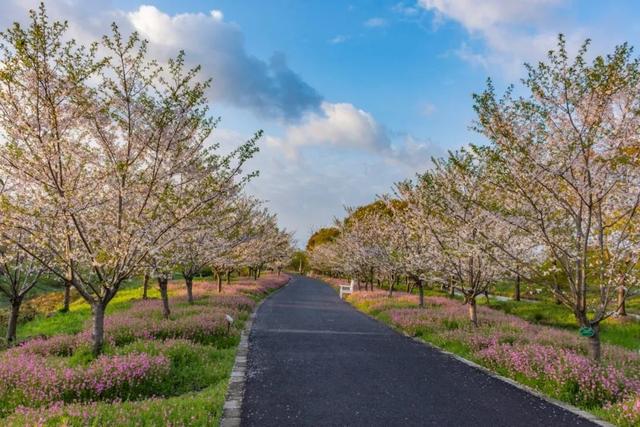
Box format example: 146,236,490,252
241,275,596,427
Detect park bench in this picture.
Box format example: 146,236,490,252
340,279,355,299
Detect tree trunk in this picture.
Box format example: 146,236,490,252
91,302,106,355
142,272,150,300
408,282,415,294
588,323,601,361
226,270,231,284
185,276,194,304
217,272,223,293
418,280,425,308
63,281,72,312
158,278,170,319
514,274,521,302
388,275,396,297
449,277,455,297
6,298,22,346
616,286,626,316
406,276,410,292
468,298,478,327
277,267,281,276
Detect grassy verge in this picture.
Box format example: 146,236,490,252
0,274,289,426
343,276,639,351
487,299,640,351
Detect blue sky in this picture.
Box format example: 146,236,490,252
3,0,640,244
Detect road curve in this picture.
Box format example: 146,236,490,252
241,275,595,427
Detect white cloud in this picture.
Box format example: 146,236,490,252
420,102,437,116
126,6,322,121
418,0,576,73
0,2,323,122
364,17,388,28
247,132,435,243
329,35,349,44
267,102,389,158
419,0,563,32
210,10,224,21
392,2,420,16
266,101,439,169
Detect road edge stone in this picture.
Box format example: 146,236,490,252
401,332,614,427
219,275,292,427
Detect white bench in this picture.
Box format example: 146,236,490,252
340,279,355,299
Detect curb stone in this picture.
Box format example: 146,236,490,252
400,332,614,427
219,275,292,427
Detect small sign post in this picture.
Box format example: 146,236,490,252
579,326,595,337
225,314,234,335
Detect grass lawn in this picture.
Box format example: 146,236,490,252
363,277,639,351
486,299,640,351
0,274,289,426
18,282,156,338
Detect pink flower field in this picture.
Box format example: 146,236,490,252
0,274,289,425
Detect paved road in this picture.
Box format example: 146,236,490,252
241,275,595,427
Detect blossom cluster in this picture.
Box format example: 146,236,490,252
102,303,234,346
478,343,640,406
0,351,169,415
606,395,640,426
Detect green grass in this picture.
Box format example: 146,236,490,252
0,275,64,309
426,284,639,351
416,281,639,351
489,278,640,316
487,299,640,350
7,380,232,427
0,274,286,426
4,340,237,426
332,276,639,351
18,281,158,339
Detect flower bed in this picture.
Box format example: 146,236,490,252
0,352,170,415
0,273,289,424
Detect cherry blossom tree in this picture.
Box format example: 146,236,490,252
473,36,640,359
205,197,262,293
232,208,281,280
334,210,380,289
0,229,48,346
308,239,344,277
0,7,259,354
400,150,504,325
0,177,49,345
385,195,438,307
